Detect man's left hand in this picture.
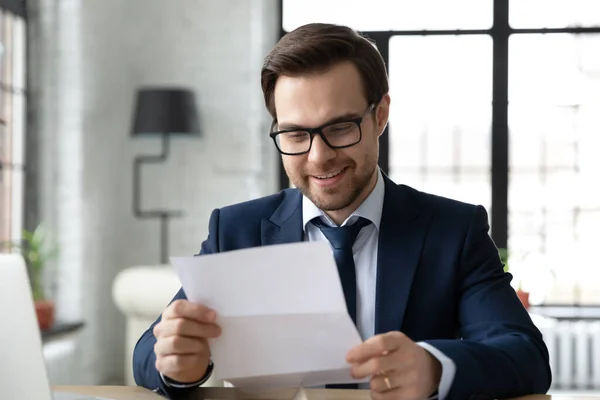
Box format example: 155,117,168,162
346,331,442,400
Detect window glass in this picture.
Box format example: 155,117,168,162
388,35,493,213
0,10,26,246
510,0,600,28
508,34,600,303
283,0,493,32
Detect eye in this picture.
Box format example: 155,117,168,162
282,131,309,141
327,123,354,134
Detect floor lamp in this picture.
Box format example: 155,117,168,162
130,87,200,264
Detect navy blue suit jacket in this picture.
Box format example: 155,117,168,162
133,175,551,399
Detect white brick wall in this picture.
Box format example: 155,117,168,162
29,0,280,385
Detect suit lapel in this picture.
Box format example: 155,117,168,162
375,176,431,335
259,180,430,335
261,189,304,246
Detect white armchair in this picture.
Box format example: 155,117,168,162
112,265,222,387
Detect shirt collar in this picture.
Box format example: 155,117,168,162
302,168,385,230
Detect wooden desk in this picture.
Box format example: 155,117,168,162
54,386,600,400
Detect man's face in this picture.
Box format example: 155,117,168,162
273,61,389,217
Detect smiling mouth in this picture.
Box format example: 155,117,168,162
314,168,345,179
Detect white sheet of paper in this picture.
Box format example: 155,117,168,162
170,241,368,390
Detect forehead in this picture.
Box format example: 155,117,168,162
273,61,367,127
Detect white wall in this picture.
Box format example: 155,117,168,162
28,0,280,385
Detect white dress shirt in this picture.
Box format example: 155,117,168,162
302,168,456,399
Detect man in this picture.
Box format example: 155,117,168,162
133,23,551,399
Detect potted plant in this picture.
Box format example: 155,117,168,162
499,247,530,309
1,225,59,330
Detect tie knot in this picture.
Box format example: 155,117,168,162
311,217,371,250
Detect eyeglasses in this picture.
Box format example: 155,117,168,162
269,104,375,156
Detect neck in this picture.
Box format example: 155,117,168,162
325,168,379,225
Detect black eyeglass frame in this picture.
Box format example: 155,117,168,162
269,104,376,156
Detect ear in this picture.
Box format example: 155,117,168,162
375,93,391,137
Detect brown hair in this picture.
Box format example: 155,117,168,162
261,23,389,120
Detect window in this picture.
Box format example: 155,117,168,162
510,0,600,28
508,33,600,301
388,35,492,212
280,0,600,305
0,5,26,247
282,0,492,32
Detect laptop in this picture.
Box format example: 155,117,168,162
0,253,110,400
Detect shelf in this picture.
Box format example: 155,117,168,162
41,321,85,342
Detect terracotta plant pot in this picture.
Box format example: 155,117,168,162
516,289,530,310
35,300,55,331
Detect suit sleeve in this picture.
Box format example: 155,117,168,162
423,205,552,400
132,208,221,398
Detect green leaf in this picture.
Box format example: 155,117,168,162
31,225,47,249
21,229,35,243
498,248,509,272
3,224,59,301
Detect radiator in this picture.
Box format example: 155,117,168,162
538,320,600,389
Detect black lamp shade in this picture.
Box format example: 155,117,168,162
131,87,200,135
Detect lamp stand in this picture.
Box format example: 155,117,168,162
132,133,183,264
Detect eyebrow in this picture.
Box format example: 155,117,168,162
277,111,362,131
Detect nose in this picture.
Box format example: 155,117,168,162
307,134,336,165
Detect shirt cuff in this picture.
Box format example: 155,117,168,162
159,360,214,388
417,342,456,400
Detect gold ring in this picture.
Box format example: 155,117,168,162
384,375,392,390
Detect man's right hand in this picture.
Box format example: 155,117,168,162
153,299,222,384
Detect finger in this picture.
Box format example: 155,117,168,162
154,335,208,357
154,318,221,339
163,300,217,323
155,353,202,377
351,352,399,379
388,368,424,392
370,371,397,393
347,331,406,363
372,369,427,399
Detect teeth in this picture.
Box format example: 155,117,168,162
316,169,343,179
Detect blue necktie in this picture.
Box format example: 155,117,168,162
311,216,371,326
312,217,371,390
